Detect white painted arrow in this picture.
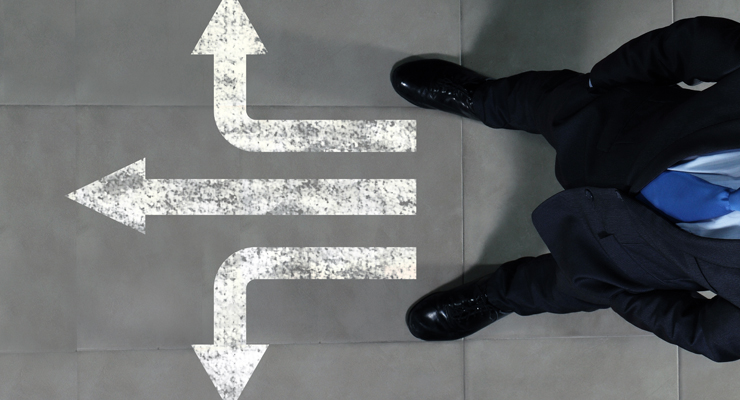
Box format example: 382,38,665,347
193,247,416,400
66,159,416,233
192,0,416,152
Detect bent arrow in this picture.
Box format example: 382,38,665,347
192,0,416,152
193,247,416,400
66,159,416,233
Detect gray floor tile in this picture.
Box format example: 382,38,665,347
0,352,77,400
679,349,740,400
241,0,460,107
227,107,462,344
75,106,243,350
461,0,672,77
243,264,454,345
675,0,740,22
0,106,77,353
75,0,218,106
678,81,717,92
78,349,216,400
75,106,243,178
465,337,678,400
463,125,559,269
0,0,76,105
75,217,242,351
242,342,464,400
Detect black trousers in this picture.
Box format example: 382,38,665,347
472,70,731,362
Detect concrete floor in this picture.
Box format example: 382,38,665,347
1,0,739,399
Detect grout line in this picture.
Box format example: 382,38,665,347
77,350,80,400
460,5,465,400
0,104,427,109
73,16,80,400
74,0,81,392
458,334,656,342
463,339,467,400
1,334,659,356
0,350,79,356
0,334,659,356
459,0,463,66
677,346,681,400
671,0,675,23
74,0,78,107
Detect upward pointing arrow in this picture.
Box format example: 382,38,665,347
191,0,266,55
193,0,416,152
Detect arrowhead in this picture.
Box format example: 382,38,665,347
193,344,269,400
192,0,267,55
66,159,148,234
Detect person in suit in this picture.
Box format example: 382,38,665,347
392,16,740,362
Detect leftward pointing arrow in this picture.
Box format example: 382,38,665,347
66,159,416,233
192,0,416,152
193,247,416,400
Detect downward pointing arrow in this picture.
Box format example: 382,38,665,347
66,159,416,233
192,344,267,400
194,247,416,400
193,0,416,152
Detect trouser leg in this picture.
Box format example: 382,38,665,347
484,254,740,362
471,69,587,137
484,254,607,315
610,290,740,362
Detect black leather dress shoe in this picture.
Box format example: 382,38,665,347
406,276,510,341
390,59,491,120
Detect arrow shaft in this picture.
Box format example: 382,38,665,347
213,247,416,346
192,3,418,397
212,54,417,152
214,54,247,134
145,178,416,216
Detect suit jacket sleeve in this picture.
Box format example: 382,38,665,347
590,16,740,89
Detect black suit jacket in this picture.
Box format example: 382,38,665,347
534,187,740,304
531,16,740,362
533,186,740,361
552,16,740,193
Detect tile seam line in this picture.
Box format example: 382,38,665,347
74,0,80,392
459,8,466,400
0,350,80,356
68,334,658,353
464,334,657,342
0,104,428,109
0,333,656,355
677,346,680,400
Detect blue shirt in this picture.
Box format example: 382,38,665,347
589,78,740,239
667,150,740,239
